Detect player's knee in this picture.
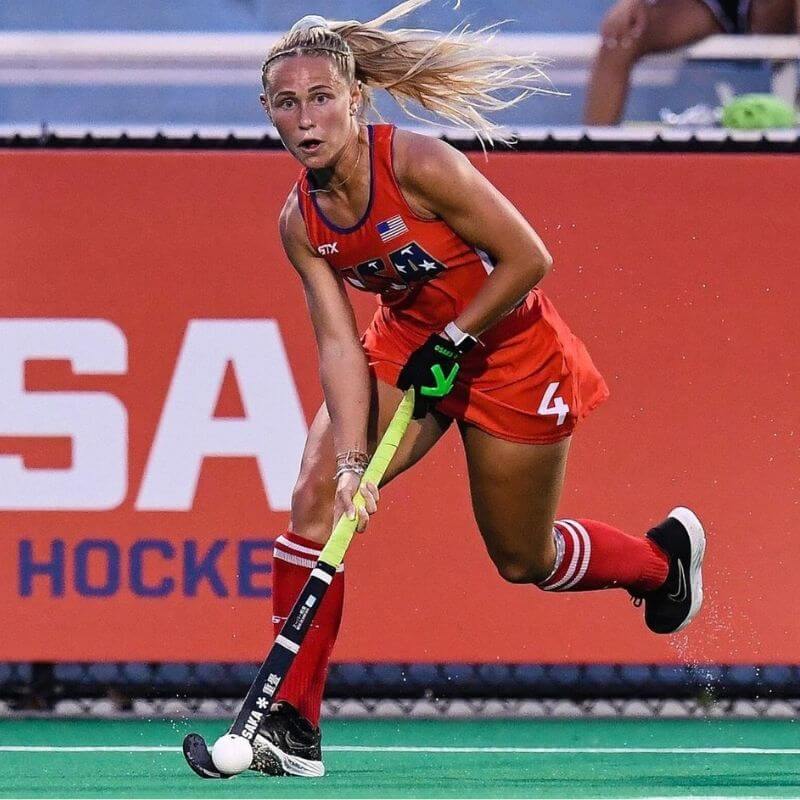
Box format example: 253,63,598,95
495,559,535,584
493,553,553,585
490,529,557,584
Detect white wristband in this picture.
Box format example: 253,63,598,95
443,321,474,349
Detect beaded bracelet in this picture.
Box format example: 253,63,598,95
334,464,366,481
334,449,369,481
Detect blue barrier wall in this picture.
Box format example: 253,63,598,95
0,3,772,138
2,1,616,33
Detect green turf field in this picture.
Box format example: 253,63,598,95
1,717,799,798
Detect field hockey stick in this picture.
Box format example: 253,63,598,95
183,388,415,778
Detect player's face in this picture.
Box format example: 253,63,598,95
263,56,357,169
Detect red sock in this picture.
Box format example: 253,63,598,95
271,531,344,726
539,518,668,593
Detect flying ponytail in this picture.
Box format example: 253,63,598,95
262,0,554,145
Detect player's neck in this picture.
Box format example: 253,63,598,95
308,125,367,201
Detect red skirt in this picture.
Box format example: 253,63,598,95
361,290,610,445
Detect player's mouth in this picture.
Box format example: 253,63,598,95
298,138,323,154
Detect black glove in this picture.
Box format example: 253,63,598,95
397,333,471,419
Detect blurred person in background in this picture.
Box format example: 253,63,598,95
584,0,796,125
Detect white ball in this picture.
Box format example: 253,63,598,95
211,733,253,775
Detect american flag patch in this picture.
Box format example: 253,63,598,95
376,215,409,242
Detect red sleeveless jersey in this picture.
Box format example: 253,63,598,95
296,124,541,334
296,124,609,445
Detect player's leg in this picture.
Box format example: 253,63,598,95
459,422,705,633
584,0,723,124
255,376,451,776
276,375,448,724
289,376,449,545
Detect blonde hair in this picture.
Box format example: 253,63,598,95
262,0,555,146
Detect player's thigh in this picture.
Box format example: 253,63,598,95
291,376,451,542
749,0,796,32
460,421,571,583
636,0,724,54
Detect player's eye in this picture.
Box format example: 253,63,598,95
278,98,295,109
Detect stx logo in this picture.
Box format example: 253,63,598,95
0,319,307,511
317,242,339,255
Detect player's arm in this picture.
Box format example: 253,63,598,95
279,193,375,527
395,131,553,338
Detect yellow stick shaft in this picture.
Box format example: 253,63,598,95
319,389,415,568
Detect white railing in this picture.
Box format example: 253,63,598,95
0,32,797,97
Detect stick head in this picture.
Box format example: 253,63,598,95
183,733,232,779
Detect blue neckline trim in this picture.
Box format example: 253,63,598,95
309,125,375,235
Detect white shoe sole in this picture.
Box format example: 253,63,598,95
255,735,325,778
667,506,706,633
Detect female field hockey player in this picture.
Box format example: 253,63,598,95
253,1,706,777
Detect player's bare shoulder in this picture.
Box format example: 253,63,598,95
393,129,475,215
278,189,304,247
394,130,472,186
278,188,318,268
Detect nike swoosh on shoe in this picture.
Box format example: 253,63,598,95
667,561,688,603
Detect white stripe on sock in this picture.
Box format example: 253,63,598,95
275,535,323,557
273,548,344,572
560,519,592,590
273,548,316,570
543,521,581,590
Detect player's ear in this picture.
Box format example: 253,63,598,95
349,80,362,116
259,93,273,122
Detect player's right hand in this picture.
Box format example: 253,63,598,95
333,472,379,533
397,333,462,418
601,0,647,49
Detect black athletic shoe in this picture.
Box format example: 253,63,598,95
249,701,325,777
635,506,706,634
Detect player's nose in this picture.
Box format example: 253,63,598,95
298,105,315,130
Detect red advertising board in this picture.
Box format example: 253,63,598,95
0,149,797,663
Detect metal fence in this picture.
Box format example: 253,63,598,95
2,662,798,718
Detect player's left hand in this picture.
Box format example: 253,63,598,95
397,333,462,418
334,472,379,533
